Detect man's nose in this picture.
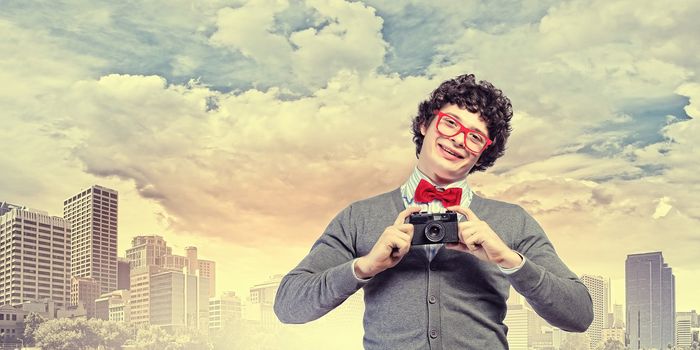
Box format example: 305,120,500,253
449,133,466,148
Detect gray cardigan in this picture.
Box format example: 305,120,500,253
274,187,593,349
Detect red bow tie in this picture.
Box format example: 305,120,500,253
414,179,462,207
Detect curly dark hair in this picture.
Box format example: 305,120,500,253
411,74,513,174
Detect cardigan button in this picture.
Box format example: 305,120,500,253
428,295,437,304
429,329,438,339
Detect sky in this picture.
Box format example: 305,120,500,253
1,0,699,322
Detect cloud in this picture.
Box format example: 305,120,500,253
209,0,387,89
41,72,437,248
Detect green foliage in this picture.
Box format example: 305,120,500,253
33,317,212,350
22,312,47,346
124,324,210,350
597,338,625,350
560,332,590,350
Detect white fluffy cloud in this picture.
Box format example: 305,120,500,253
210,0,387,88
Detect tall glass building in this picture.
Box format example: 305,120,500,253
625,252,675,350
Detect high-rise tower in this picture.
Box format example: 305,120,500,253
64,185,118,294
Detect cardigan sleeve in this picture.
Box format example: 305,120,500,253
274,204,369,324
505,206,594,332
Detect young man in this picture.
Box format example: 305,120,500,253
274,74,593,349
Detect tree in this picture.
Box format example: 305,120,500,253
561,332,590,350
34,318,89,350
598,338,625,350
88,318,133,349
125,324,173,350
22,312,47,346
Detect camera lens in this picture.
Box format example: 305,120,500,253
424,222,445,243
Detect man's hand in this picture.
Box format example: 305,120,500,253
354,206,422,279
445,205,523,268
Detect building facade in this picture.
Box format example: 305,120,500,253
125,235,170,325
70,276,100,318
0,207,71,307
581,274,608,349
64,185,118,294
150,270,209,332
677,312,693,349
209,291,242,332
117,257,130,290
625,251,676,350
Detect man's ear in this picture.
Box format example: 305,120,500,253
420,123,427,136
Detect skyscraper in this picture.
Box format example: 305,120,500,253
0,206,71,307
581,274,608,349
63,185,118,294
626,251,676,350
125,235,170,325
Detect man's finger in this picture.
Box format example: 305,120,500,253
447,205,479,221
464,232,484,251
394,206,422,226
395,223,415,237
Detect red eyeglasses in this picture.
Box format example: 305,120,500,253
433,110,493,154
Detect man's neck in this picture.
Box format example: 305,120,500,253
416,164,467,187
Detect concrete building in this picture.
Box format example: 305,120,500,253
0,206,71,307
125,235,170,325
245,274,283,330
601,327,626,347
18,299,59,319
149,269,209,332
0,202,23,216
0,304,26,343
64,185,118,294
125,237,213,329
70,276,100,318
677,312,693,349
504,304,529,350
608,303,624,329
95,289,129,321
198,259,216,297
176,246,217,298
581,274,608,349
626,251,676,350
117,257,130,290
209,291,242,332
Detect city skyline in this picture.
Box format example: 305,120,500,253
2,0,700,343
0,190,700,311
1,195,698,349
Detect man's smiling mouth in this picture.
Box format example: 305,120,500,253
438,144,465,159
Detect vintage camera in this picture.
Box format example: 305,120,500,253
408,211,459,245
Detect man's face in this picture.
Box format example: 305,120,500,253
417,103,489,185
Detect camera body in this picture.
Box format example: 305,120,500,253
408,211,460,245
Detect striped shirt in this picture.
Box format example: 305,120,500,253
351,167,524,281
399,166,525,273
400,167,473,261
